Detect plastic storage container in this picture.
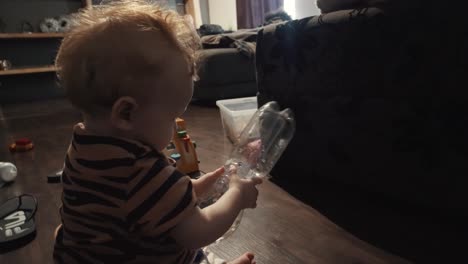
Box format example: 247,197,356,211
216,97,258,143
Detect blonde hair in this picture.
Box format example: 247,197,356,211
56,0,200,114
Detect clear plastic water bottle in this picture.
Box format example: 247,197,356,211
0,162,18,187
201,101,296,242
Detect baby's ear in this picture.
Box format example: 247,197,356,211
111,96,138,130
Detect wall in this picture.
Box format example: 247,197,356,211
199,0,210,25
295,0,321,19
190,0,203,28
207,0,237,31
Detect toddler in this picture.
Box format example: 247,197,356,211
53,1,261,263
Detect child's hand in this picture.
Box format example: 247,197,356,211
192,167,225,197
173,168,262,249
229,174,263,209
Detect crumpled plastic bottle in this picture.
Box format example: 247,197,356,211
201,101,296,242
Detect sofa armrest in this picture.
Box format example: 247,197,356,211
256,8,468,211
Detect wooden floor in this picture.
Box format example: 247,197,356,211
0,99,410,264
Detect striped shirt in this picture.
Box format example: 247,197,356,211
54,123,198,263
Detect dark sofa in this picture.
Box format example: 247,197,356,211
256,2,468,263
193,48,257,101
193,29,260,102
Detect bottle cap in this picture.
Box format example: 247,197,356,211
177,131,187,138
170,153,181,160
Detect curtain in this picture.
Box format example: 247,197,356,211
236,0,284,29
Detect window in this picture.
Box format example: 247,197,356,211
284,0,296,19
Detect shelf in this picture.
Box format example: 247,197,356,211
0,66,58,76
0,33,65,39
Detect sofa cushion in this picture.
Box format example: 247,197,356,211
196,48,256,86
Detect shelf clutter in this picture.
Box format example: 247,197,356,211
0,33,65,39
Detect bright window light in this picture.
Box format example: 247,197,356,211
284,0,296,19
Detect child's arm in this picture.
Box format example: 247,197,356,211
191,167,225,197
171,176,262,249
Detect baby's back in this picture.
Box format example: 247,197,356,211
53,124,197,264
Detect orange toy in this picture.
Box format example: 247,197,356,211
9,138,34,152
172,118,199,174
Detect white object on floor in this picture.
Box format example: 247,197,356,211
0,162,17,187
200,247,226,264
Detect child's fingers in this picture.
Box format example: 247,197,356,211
204,167,224,179
228,164,238,174
250,176,263,185
211,167,225,177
